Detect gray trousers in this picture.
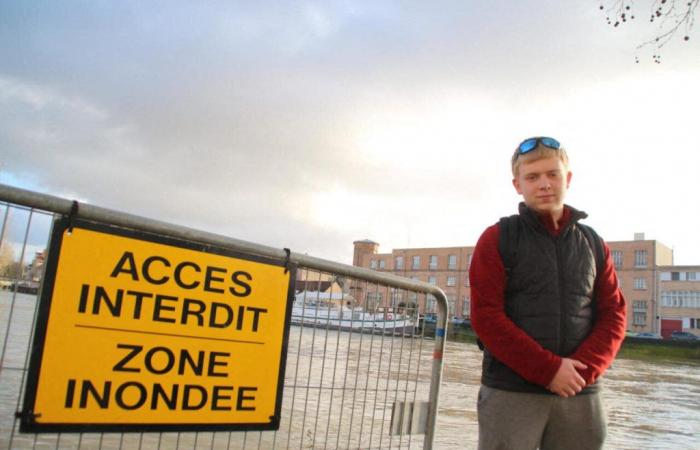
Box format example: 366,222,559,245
477,385,607,450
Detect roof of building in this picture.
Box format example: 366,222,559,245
295,280,334,292
295,291,355,302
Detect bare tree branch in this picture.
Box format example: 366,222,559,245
599,0,699,62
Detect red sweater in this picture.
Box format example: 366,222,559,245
469,207,627,388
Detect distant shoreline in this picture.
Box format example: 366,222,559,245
441,325,700,364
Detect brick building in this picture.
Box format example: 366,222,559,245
606,233,673,334
352,233,700,337
657,266,700,338
352,239,475,318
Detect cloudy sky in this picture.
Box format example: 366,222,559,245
1,1,699,265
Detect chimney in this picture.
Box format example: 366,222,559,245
353,240,379,266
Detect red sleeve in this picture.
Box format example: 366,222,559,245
570,242,627,384
469,224,562,387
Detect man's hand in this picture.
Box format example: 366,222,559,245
547,358,587,397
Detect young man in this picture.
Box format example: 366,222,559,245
469,137,626,450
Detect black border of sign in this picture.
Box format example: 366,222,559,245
19,217,296,433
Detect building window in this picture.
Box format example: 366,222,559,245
612,250,623,269
390,289,402,305
412,256,421,269
429,255,438,270
448,254,457,270
634,250,647,267
661,292,673,307
408,282,418,302
468,253,473,269
633,312,646,326
395,256,404,270
667,271,700,281
661,290,700,308
428,276,437,285
426,295,436,313
370,259,377,269
633,300,647,311
379,259,385,269
366,292,383,310
465,276,470,287
447,296,456,315
462,296,470,316
447,275,456,286
634,278,647,290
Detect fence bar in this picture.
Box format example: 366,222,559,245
1,184,443,292
0,183,448,449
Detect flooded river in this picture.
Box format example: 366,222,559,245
436,340,700,449
1,292,699,449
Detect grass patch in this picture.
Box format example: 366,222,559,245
618,339,700,363
439,326,700,364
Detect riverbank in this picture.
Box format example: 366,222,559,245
439,325,700,364
617,337,700,362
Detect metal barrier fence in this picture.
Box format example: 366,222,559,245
0,184,448,450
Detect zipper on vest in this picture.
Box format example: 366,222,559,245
556,238,567,355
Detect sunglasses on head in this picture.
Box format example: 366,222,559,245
517,136,561,155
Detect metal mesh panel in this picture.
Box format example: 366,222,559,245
1,203,56,449
0,194,444,450
275,269,433,449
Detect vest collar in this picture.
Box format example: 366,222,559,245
518,202,588,236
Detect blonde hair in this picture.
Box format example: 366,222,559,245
511,144,569,177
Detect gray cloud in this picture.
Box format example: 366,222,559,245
2,1,700,264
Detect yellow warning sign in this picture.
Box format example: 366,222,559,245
21,219,294,432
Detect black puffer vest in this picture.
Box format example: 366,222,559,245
481,203,599,394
